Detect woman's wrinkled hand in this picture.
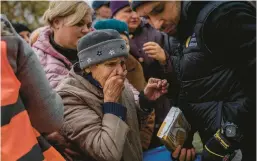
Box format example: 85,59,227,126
103,69,126,103
144,78,169,101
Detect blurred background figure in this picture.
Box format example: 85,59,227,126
12,22,31,43
32,1,93,89
92,1,111,26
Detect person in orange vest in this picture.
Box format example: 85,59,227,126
1,14,65,161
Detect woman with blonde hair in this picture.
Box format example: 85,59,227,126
32,1,93,89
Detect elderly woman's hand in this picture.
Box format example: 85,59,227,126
144,78,169,101
103,69,126,103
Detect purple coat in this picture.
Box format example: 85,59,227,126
129,19,178,81
32,27,72,90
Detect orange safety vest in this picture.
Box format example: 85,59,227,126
1,40,65,161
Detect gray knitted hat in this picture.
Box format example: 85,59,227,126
77,29,128,69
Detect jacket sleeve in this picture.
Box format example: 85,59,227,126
15,37,64,133
202,1,256,62
58,91,129,161
0,15,64,133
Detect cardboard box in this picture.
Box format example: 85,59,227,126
157,107,191,151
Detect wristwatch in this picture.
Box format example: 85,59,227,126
220,122,242,143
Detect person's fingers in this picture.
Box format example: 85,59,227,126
143,45,156,51
179,148,186,161
148,78,160,83
172,145,181,159
161,80,168,89
162,84,169,91
157,80,162,88
107,69,117,80
161,89,168,94
143,42,158,47
161,79,167,86
191,148,196,160
146,82,159,89
105,75,124,89
164,83,169,91
144,49,156,54
148,54,157,59
116,78,125,87
123,69,128,77
186,149,192,161
106,75,122,83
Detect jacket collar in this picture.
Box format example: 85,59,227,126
69,63,104,98
32,26,72,67
177,1,208,41
49,33,78,64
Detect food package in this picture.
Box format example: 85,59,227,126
157,107,191,151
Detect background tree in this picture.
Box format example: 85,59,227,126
1,1,49,30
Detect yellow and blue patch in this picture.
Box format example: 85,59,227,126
186,33,197,48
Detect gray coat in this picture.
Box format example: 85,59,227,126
56,66,143,161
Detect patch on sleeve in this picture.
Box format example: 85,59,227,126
186,33,198,48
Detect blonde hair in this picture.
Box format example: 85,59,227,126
43,1,92,26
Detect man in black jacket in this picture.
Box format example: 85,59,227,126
132,1,256,161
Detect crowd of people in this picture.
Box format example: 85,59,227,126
1,1,256,161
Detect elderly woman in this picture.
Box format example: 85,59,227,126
94,19,156,150
56,29,169,161
32,1,92,89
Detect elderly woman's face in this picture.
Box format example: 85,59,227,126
53,15,92,49
114,6,141,32
90,57,127,87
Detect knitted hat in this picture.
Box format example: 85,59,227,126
11,23,31,34
77,29,128,69
131,1,149,11
92,1,110,10
110,1,130,17
94,19,129,38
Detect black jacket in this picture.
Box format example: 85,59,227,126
166,1,255,159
